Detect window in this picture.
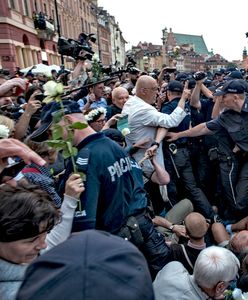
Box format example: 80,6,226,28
81,18,84,31
102,41,109,52
43,3,47,14
59,15,62,34
52,10,56,27
79,0,82,9
9,0,15,9
22,0,30,16
33,0,38,11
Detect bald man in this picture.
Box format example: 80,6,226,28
170,212,209,274
122,75,187,178
107,86,130,119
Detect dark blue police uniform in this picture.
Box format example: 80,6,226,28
189,99,219,204
63,132,171,278
206,98,248,219
161,98,215,220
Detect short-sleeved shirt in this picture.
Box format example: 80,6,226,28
190,98,217,149
206,98,248,152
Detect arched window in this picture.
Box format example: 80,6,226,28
23,34,30,45
40,39,45,50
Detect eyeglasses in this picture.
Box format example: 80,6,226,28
94,118,106,124
143,87,159,92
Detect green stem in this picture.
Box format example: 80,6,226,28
60,100,82,213
65,141,82,212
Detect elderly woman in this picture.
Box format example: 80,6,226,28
0,177,84,300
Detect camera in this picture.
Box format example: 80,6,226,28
163,74,171,82
0,160,26,183
164,67,177,74
35,93,45,102
58,32,96,60
193,71,206,81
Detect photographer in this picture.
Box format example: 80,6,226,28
158,66,176,87
14,88,42,141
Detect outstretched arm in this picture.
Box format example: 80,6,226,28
167,122,212,142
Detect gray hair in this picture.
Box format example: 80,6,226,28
193,246,240,289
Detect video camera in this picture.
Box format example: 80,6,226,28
0,69,10,77
125,55,139,74
58,32,96,61
193,71,207,81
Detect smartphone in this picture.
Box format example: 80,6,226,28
117,115,129,132
0,160,26,183
35,93,45,101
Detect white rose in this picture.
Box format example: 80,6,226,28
121,128,130,136
56,83,64,94
43,81,58,96
0,125,10,138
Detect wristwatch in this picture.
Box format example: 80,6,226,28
151,141,160,148
169,224,175,231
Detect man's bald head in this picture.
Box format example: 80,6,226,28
184,212,209,240
135,75,158,104
136,75,156,92
112,87,129,109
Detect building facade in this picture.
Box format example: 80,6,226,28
0,0,125,74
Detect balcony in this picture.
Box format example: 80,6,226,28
33,12,56,41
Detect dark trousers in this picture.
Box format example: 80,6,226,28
136,213,172,280
219,155,248,220
164,147,215,220
189,144,220,204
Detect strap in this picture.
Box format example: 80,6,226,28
22,167,41,174
181,244,194,270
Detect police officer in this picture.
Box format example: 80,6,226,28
30,100,171,279
189,74,220,204
167,79,248,221
161,80,217,221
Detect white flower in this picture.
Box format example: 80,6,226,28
232,288,248,300
92,53,99,61
85,107,106,122
43,81,64,97
0,125,10,138
121,128,130,136
56,83,64,94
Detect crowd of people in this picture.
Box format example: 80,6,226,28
0,59,248,300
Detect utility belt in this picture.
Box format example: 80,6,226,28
208,147,233,165
117,209,149,247
166,142,188,155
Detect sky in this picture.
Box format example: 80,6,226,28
98,0,248,62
